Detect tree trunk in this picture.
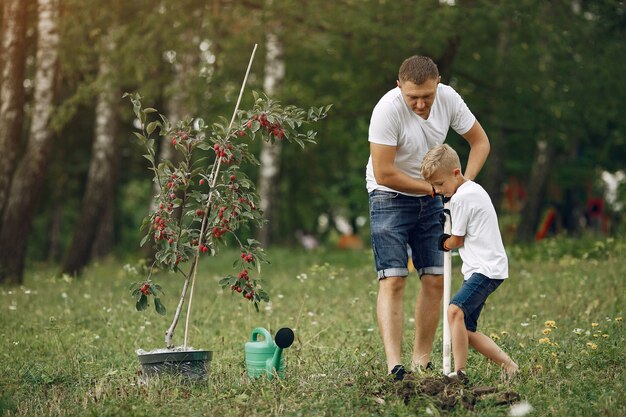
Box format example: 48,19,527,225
0,0,59,284
516,140,556,242
0,0,29,226
256,31,284,246
62,37,119,275
481,23,510,210
90,197,116,260
47,202,63,263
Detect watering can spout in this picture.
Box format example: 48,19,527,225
268,327,294,375
268,348,283,374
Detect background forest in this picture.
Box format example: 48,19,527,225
1,0,625,284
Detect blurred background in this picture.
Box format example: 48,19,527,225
0,0,624,284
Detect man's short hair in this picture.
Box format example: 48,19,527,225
399,56,439,85
421,144,461,180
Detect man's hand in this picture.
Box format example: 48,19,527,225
438,234,451,252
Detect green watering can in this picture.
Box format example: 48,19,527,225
245,327,294,379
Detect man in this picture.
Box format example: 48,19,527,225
365,55,490,380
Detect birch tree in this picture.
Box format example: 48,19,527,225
256,30,285,246
62,36,119,275
0,0,29,225
0,0,59,284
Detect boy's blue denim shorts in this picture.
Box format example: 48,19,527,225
450,272,503,332
368,190,444,279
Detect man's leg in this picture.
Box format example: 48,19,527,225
411,274,443,368
377,276,406,372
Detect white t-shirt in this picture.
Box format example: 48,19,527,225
365,84,476,196
450,181,508,280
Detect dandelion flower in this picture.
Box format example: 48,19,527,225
533,364,543,371
602,334,609,338
538,337,550,344
615,317,622,322
586,342,597,350
501,331,509,336
544,320,557,328
542,328,551,335
490,333,500,341
591,322,599,327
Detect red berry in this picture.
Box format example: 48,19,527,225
172,139,177,145
168,238,174,244
245,292,253,300
199,179,206,185
196,209,204,216
170,193,176,199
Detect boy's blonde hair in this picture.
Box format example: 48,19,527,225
421,144,461,180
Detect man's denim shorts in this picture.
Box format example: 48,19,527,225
369,190,444,279
450,272,503,332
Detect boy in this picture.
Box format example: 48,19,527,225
420,144,518,383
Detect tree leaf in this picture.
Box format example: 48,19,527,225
154,298,166,315
136,294,148,311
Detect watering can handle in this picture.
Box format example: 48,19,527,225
250,327,273,342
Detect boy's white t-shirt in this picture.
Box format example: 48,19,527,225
366,84,476,196
450,181,508,280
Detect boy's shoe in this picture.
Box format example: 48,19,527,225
390,364,411,381
447,370,469,386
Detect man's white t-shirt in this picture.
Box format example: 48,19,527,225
366,84,476,196
450,181,508,280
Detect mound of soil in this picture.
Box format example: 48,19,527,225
391,375,520,412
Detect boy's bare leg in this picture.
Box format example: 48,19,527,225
468,331,519,374
448,304,469,372
411,274,443,369
377,277,406,372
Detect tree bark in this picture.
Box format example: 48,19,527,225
481,22,510,210
90,197,116,260
516,140,556,242
0,0,59,284
0,0,29,226
256,31,284,246
62,37,119,275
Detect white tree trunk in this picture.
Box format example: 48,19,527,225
0,0,59,284
63,36,119,274
0,0,28,224
256,31,285,246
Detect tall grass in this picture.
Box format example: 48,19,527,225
1,236,624,416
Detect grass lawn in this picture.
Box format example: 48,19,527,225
1,236,624,416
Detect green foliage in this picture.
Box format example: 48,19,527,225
1,236,624,416
21,0,626,263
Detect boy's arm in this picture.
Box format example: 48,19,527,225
438,234,465,251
